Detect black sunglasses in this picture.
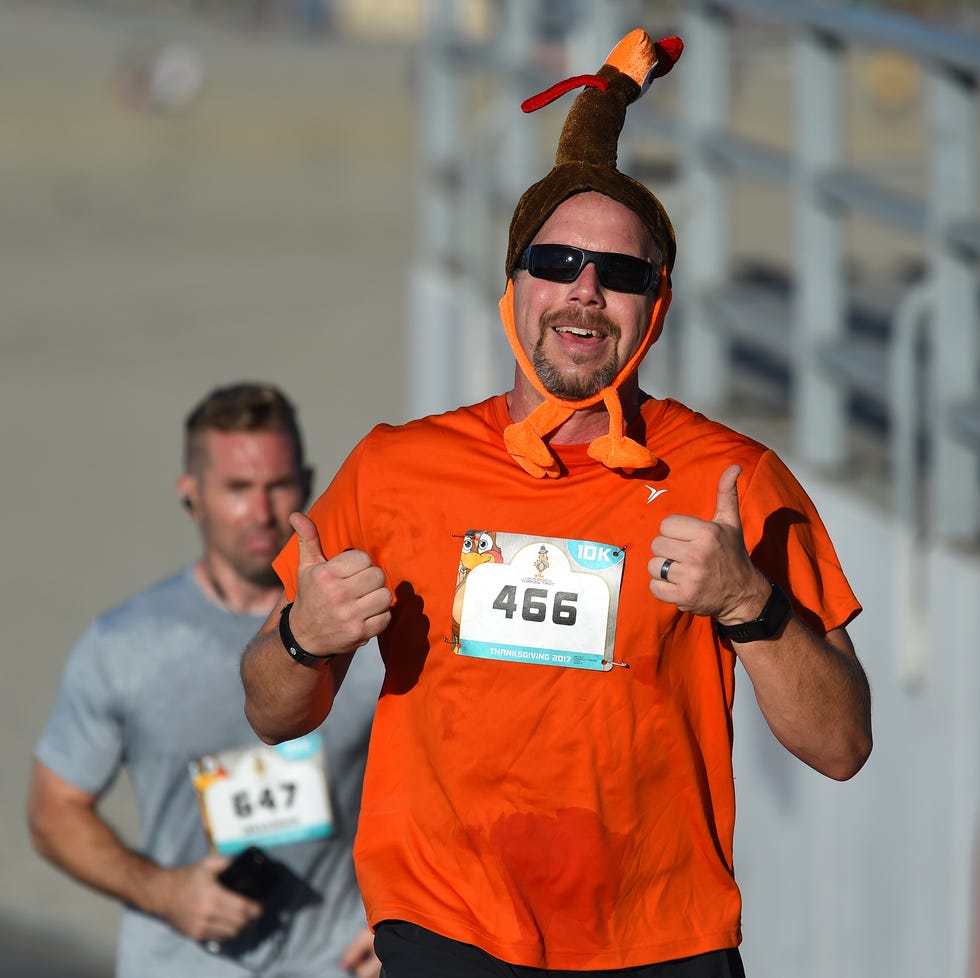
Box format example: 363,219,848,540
519,244,659,295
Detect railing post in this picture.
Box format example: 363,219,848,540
497,0,534,207
890,280,934,687
925,61,979,540
678,1,732,409
792,26,848,468
565,2,619,69
410,0,461,417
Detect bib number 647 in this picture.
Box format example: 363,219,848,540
491,586,578,626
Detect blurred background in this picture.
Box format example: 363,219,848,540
1,0,978,976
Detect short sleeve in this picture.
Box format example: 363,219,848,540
34,620,126,796
739,450,861,634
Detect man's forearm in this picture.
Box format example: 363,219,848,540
30,795,167,915
30,789,264,942
736,622,872,781
241,622,342,745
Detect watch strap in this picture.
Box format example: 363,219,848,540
714,582,791,643
278,602,336,669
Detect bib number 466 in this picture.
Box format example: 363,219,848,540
491,586,578,626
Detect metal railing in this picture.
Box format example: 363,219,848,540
412,0,980,546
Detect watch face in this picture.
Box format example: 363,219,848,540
288,645,330,668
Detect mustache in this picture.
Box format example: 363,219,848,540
540,307,620,339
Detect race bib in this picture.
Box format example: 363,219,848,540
189,732,333,855
452,530,626,671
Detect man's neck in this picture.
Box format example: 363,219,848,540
506,376,643,445
194,559,280,617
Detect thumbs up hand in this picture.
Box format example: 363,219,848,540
710,462,744,533
287,512,392,657
648,464,771,622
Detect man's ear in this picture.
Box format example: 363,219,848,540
176,473,200,518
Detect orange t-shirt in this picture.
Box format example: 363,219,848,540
274,394,860,970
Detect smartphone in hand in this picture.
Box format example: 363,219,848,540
216,846,279,902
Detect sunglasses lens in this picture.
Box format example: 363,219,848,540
599,253,652,294
526,245,582,283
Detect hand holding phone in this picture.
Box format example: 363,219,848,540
216,846,279,902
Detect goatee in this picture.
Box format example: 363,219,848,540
532,308,621,400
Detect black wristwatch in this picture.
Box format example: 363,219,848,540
278,602,336,669
713,582,791,643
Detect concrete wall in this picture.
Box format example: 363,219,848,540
734,469,980,978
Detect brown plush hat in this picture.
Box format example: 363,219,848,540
497,30,684,480
506,30,682,281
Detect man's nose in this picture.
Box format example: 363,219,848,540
568,260,605,303
251,490,274,523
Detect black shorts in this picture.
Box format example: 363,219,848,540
374,920,746,978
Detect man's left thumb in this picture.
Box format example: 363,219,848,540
712,464,743,526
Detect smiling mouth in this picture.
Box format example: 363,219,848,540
554,325,606,339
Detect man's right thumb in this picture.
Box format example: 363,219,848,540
290,512,326,566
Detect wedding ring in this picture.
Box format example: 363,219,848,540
660,558,674,582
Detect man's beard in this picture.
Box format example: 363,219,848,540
532,308,621,400
238,562,284,589
228,534,291,589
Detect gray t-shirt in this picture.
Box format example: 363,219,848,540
35,565,384,978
